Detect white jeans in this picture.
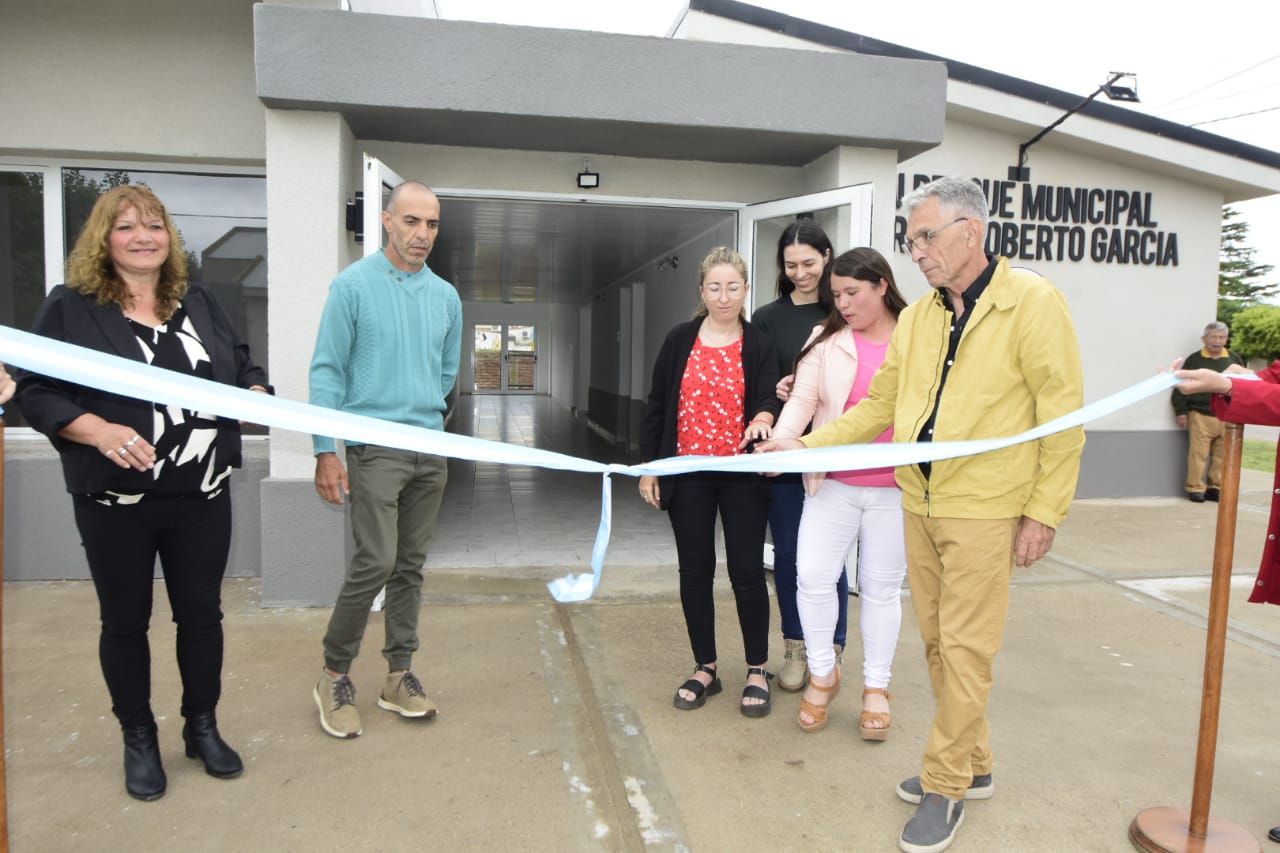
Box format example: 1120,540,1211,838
795,481,906,687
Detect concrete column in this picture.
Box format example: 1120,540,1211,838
260,108,359,606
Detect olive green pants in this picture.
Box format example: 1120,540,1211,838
322,445,448,674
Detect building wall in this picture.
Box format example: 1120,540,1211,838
682,8,1251,498
361,141,801,203
0,0,270,163
892,119,1223,496
4,439,268,581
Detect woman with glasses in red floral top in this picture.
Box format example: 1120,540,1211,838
638,246,781,717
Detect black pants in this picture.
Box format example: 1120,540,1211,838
72,490,231,729
666,472,771,666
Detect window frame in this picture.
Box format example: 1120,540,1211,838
0,156,267,434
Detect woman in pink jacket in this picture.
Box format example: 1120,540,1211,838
771,248,909,738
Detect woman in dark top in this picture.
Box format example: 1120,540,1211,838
17,185,270,801
638,246,781,717
749,220,849,692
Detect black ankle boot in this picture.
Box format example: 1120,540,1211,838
122,723,166,801
182,711,244,779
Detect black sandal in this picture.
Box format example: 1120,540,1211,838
673,664,722,710
740,666,773,718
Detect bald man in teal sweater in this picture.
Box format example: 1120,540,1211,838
308,182,462,739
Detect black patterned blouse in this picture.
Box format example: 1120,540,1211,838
93,303,232,505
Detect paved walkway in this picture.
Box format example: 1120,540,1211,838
6,397,1280,851
6,468,1280,851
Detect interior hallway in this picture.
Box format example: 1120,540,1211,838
427,393,687,582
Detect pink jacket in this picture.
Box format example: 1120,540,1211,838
773,325,863,496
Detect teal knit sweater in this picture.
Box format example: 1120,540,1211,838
309,252,462,454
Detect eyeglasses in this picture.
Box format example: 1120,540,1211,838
903,217,969,254
702,283,746,297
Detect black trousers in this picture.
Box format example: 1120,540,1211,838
666,472,771,667
72,490,231,729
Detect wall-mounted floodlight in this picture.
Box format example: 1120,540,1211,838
1009,72,1139,182
577,160,600,190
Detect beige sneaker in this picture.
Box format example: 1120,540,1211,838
378,670,438,718
777,638,809,692
314,671,363,739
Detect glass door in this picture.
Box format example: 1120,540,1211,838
738,184,874,316
472,323,537,393
504,324,536,391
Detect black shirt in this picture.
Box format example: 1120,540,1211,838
917,255,998,480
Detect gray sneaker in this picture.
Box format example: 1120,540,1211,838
314,671,363,739
899,792,964,853
896,774,993,804
378,670,438,718
777,639,808,692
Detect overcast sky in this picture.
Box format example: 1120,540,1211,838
436,0,1280,284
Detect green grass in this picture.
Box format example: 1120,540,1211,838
1243,438,1276,473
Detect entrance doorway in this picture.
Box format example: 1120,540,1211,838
473,323,537,393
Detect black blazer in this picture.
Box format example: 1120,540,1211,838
16,284,271,494
639,318,780,508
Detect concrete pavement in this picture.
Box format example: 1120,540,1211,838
5,471,1280,852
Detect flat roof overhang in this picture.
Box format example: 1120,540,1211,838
253,5,947,166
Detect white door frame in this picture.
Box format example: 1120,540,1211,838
737,183,875,315
362,154,407,256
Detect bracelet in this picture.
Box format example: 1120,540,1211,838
748,418,772,427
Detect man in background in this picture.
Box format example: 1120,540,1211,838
1172,321,1245,502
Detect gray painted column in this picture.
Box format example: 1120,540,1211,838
260,108,360,606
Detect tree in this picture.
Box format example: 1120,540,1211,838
1218,205,1277,329
1224,303,1280,362
63,168,134,247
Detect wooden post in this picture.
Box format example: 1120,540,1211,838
0,415,9,853
1129,422,1260,852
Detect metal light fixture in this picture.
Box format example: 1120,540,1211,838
345,192,364,243
577,159,600,190
658,255,679,271
1009,72,1139,182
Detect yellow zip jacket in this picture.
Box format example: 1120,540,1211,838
800,256,1084,527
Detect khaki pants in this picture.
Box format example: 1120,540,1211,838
1185,410,1226,494
904,512,1018,801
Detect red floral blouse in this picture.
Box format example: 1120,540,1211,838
676,336,746,456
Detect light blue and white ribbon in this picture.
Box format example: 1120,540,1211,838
0,325,1179,602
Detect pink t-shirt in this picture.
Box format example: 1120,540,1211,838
830,331,896,487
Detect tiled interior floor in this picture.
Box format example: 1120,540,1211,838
428,393,688,572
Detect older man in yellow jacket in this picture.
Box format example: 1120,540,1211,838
760,175,1084,853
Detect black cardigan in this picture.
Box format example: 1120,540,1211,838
16,284,271,494
639,318,780,504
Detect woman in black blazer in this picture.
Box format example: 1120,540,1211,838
638,247,780,717
17,185,269,801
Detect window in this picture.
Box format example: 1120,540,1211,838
0,170,47,428
0,163,267,430
63,169,268,370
